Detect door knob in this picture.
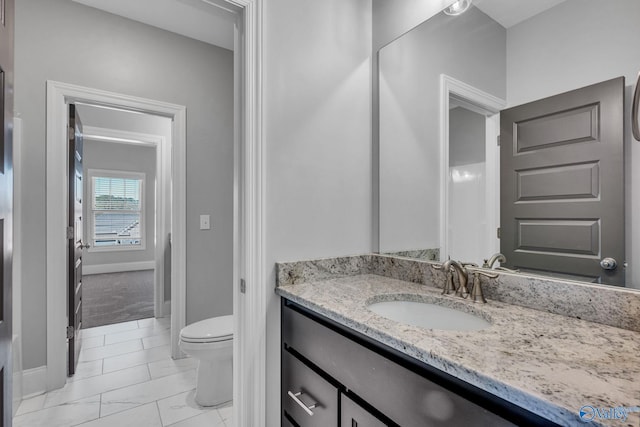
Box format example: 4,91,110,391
600,257,617,270
79,241,91,249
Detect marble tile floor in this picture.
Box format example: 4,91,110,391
14,317,233,427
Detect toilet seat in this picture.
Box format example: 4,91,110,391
180,315,233,343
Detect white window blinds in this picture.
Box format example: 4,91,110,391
91,173,144,248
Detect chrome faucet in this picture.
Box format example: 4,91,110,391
482,253,506,269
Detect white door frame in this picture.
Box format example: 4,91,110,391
45,81,187,391
45,0,265,423
439,74,506,260
226,1,266,425
81,125,168,318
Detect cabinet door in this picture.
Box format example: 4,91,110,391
341,394,387,427
282,350,338,426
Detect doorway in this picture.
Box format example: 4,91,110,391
440,74,506,264
73,104,173,332
45,81,185,391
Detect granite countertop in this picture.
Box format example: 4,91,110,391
276,274,640,427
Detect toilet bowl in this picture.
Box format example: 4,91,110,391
179,315,233,407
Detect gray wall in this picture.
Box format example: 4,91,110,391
264,0,373,425
506,0,640,288
378,7,505,253
15,0,234,369
449,107,485,167
82,139,156,267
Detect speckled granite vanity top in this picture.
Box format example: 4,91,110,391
276,273,640,426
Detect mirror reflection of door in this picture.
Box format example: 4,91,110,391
500,77,625,285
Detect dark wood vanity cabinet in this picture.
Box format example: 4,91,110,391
281,299,558,427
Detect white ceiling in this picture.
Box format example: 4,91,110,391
474,0,568,28
71,0,236,50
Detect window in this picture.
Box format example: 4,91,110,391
88,169,145,250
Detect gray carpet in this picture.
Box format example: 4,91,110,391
82,270,155,329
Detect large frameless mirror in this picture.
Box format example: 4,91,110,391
377,0,640,289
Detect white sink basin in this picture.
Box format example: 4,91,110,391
367,300,490,331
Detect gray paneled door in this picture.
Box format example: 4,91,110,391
500,77,625,284
0,0,13,423
68,104,84,376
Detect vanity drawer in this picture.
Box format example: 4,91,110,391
283,301,517,427
282,415,297,427
282,349,338,426
340,394,387,427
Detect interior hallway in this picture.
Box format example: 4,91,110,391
13,317,233,426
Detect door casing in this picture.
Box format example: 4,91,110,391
45,81,186,391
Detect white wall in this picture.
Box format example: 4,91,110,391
264,0,373,425
378,7,505,254
82,139,156,268
372,0,450,51
506,0,640,288
506,0,640,106
15,0,234,369
448,107,486,264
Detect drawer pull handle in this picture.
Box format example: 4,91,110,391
287,390,317,416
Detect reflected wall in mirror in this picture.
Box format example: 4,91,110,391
377,0,640,289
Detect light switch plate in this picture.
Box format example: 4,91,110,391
200,214,211,230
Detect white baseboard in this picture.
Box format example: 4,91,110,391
12,334,22,416
83,261,155,275
22,366,47,398
163,301,171,315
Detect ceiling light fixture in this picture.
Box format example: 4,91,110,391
444,0,472,16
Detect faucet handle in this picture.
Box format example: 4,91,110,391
471,269,499,279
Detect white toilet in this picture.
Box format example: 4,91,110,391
179,315,233,407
